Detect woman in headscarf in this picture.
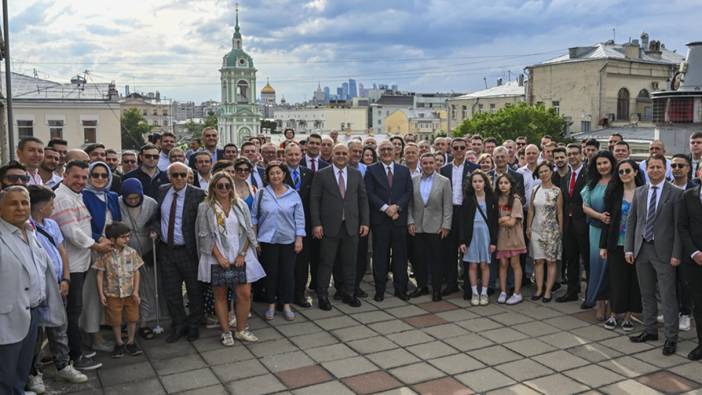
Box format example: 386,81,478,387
118,178,163,340
82,161,122,352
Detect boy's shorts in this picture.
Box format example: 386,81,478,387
105,296,139,326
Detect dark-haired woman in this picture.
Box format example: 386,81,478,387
599,159,642,332
233,158,257,211
362,147,378,166
581,150,615,319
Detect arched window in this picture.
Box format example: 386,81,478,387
617,88,630,120
237,80,249,103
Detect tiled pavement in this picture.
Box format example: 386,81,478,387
44,280,701,395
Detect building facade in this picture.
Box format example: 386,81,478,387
119,92,174,132
273,107,368,136
218,6,262,145
447,78,525,132
3,72,122,156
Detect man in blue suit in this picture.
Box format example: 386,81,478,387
365,140,413,301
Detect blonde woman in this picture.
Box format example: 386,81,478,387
196,172,265,346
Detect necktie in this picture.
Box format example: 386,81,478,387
311,158,316,173
568,170,577,197
338,170,345,199
644,186,657,242
167,191,178,247
250,173,258,188
387,166,393,188
293,169,301,191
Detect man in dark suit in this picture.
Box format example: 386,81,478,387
301,133,330,172
557,143,589,302
439,138,479,295
284,143,315,308
240,142,265,188
191,151,212,190
123,144,170,200
188,127,224,168
678,174,702,361
366,140,413,301
153,162,206,343
625,154,683,356
488,146,525,203
310,144,369,310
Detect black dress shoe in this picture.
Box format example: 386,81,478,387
318,296,332,311
432,291,442,302
355,289,368,298
409,287,429,298
662,340,677,356
343,294,362,307
294,299,312,308
580,301,594,310
373,293,384,302
542,295,552,303
333,291,342,301
556,292,578,303
688,345,702,361
394,291,410,301
186,327,199,342
530,293,542,301
166,328,184,343
442,287,459,296
629,332,659,343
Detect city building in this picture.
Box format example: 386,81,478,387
370,94,414,133
526,33,685,134
273,107,368,136
384,108,444,140
218,5,262,145
260,79,276,118
447,78,525,132
119,91,174,132
1,72,122,158
195,100,220,118
174,101,195,121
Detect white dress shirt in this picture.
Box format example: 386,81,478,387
160,187,186,245
381,162,395,212
451,162,464,205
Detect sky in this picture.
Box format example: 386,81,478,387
7,0,701,104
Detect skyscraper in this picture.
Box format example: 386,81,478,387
349,79,357,98
342,82,349,100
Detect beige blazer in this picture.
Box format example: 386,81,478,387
407,173,453,234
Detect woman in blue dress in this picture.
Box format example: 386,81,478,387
459,170,498,306
581,150,615,319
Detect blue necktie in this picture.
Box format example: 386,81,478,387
644,186,657,242
293,169,301,191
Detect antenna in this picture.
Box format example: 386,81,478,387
612,28,616,42
483,77,488,89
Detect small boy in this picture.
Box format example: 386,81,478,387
94,222,144,358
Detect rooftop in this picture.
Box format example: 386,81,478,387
539,40,685,66
375,95,415,106
454,80,525,100
2,72,116,101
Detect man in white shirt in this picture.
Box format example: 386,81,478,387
16,137,45,186
158,132,177,171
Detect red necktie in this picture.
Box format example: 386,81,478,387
568,170,577,197
387,166,393,188
338,170,345,199
167,191,178,246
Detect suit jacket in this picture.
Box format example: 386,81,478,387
407,173,453,234
188,148,225,168
458,194,499,247
625,182,682,260
0,223,65,345
440,160,480,203
110,173,123,195
154,184,206,259
192,173,210,190
560,166,588,226
249,166,266,189
679,185,702,263
310,166,369,238
487,168,525,204
365,162,413,226
301,156,329,172
285,166,314,229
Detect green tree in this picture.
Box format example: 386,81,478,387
187,111,218,140
452,102,567,143
120,108,151,150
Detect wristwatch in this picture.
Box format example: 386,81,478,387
238,251,246,257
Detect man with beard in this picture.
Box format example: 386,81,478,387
39,146,64,188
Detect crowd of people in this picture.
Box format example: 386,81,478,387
1,127,702,394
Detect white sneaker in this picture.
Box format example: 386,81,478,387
471,293,480,306
657,314,664,323
56,364,88,384
235,329,258,343
228,313,237,328
497,292,507,304
506,293,523,305
480,294,489,306
680,314,691,331
221,331,235,347
26,373,45,394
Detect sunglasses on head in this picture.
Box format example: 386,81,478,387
91,173,109,179
671,163,688,169
170,172,187,179
4,174,31,183
215,183,232,191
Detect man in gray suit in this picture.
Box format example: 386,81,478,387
0,186,65,394
625,154,683,355
310,144,370,311
408,153,452,301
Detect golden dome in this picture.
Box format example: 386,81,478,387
261,80,275,94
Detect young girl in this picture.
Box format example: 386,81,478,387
459,170,498,306
495,175,527,305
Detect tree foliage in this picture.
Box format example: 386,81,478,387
186,111,219,139
120,108,151,150
452,102,567,142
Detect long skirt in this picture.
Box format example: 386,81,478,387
585,225,608,305
608,247,642,314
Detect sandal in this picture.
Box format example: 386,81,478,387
138,327,155,340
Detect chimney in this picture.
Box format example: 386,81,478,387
679,41,702,92
641,32,649,49
645,40,663,59
496,78,503,86
623,42,640,59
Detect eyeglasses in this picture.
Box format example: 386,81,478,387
671,163,688,169
453,146,467,151
235,167,251,173
215,183,232,191
90,173,109,179
618,168,633,175
170,172,187,179
143,154,160,160
3,174,31,183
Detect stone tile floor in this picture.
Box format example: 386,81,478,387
42,279,701,395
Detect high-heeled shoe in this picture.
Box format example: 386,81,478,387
542,295,552,303
530,292,543,301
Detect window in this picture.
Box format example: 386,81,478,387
581,120,591,133
17,120,34,138
152,109,158,116
461,105,467,119
490,103,496,113
237,80,249,103
617,88,630,120
552,101,560,114
451,105,457,120
82,120,97,144
48,119,64,139
651,81,659,90
163,110,168,116
478,104,484,113
142,110,147,116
